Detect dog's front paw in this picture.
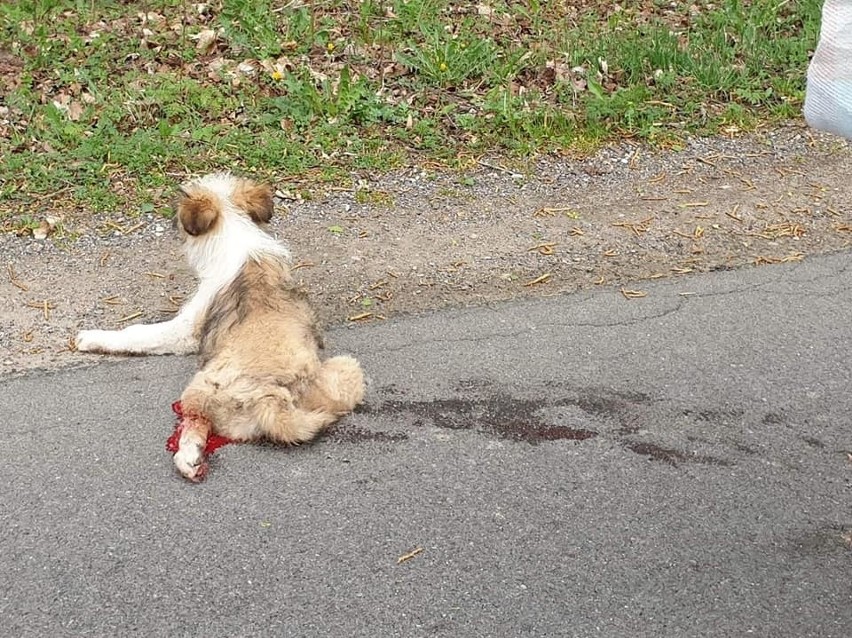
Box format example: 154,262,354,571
75,329,114,353
174,442,208,482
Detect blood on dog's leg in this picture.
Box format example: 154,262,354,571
175,377,216,481
174,414,212,482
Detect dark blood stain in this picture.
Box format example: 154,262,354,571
570,388,654,434
361,394,598,445
379,384,405,396
576,395,643,434
325,424,407,444
453,379,496,393
801,436,825,449
731,441,758,455
356,380,739,467
687,434,757,456
787,524,852,556
498,422,597,443
627,442,732,467
682,407,745,423
762,412,785,426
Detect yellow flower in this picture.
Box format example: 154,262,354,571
327,42,336,53
271,70,283,81
439,62,448,71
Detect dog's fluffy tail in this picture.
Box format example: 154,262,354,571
252,392,339,445
254,356,365,443
300,356,366,416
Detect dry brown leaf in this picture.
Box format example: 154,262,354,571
621,288,647,299
117,311,143,323
762,222,805,239
67,100,84,122
32,215,60,240
522,273,551,287
725,204,743,222
193,28,218,54
397,547,423,564
25,299,56,320
612,216,653,236
528,242,557,255
7,263,27,291
533,206,576,217
753,255,783,265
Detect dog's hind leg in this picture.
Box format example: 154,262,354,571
173,409,212,482
174,372,223,481
300,356,366,415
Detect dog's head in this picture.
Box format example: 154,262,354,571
174,173,275,238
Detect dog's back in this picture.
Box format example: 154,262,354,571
181,255,365,444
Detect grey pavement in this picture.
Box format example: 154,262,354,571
1,252,851,637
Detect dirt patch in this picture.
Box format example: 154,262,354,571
1,125,851,376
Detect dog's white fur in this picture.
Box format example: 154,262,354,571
76,173,365,481
75,173,289,356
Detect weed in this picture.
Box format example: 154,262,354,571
0,0,823,222
355,188,394,207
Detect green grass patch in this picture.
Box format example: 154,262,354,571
0,0,823,219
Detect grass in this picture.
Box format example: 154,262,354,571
0,0,823,220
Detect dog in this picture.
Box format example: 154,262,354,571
76,173,365,480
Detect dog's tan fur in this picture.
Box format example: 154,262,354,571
75,173,364,480
172,177,365,479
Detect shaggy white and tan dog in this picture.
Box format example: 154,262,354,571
76,173,365,480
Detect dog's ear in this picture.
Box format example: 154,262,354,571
176,188,221,236
233,179,275,224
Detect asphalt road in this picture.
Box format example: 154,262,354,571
2,253,851,637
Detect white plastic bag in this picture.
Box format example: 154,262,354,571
804,0,852,140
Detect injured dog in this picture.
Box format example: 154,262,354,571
75,173,365,480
